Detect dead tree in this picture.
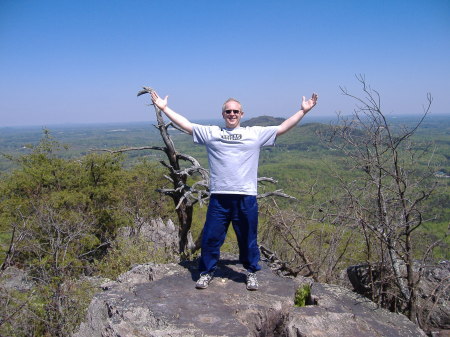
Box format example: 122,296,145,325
259,190,357,283
322,75,438,322
94,87,294,257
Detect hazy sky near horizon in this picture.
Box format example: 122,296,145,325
1,0,449,127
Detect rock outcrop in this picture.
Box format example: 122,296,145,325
119,217,179,259
0,266,34,292
347,260,450,335
75,256,427,337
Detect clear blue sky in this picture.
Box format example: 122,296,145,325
1,0,449,126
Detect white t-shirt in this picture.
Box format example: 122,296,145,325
192,124,279,195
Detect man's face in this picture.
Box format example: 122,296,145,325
222,101,243,129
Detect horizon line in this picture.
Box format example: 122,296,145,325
1,112,449,129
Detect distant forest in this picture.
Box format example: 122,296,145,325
1,114,449,244
0,112,448,335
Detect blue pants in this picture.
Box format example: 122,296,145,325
199,194,261,274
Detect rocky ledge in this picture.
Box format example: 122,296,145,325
74,257,427,337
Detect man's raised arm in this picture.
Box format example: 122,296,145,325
277,93,318,136
151,91,194,135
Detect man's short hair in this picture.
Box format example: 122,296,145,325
222,98,243,113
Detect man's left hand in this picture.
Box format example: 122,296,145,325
301,93,318,113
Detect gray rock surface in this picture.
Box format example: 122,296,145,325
74,258,427,337
0,266,33,291
418,261,450,331
347,260,450,334
118,217,179,258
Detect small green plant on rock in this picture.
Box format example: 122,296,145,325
294,284,311,307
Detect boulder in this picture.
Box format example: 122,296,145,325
347,260,450,335
417,261,450,332
117,217,179,259
74,256,426,337
0,266,33,291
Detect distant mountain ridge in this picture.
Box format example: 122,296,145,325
241,115,286,127
241,116,330,134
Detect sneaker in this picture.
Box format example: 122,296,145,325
246,272,259,291
196,273,213,289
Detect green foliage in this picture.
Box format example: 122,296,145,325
0,287,44,337
0,278,98,337
120,158,175,222
0,114,448,335
95,236,174,279
294,284,311,307
0,130,174,336
58,279,99,333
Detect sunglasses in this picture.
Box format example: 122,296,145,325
224,109,240,114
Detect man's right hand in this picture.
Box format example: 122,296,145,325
149,90,193,134
151,91,168,112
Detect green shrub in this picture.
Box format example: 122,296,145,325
294,284,311,307
95,236,174,279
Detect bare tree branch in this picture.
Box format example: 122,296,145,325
90,146,166,153
257,190,296,200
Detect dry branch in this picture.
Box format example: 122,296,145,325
257,190,296,200
90,146,166,153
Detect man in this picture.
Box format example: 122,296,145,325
150,90,318,290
